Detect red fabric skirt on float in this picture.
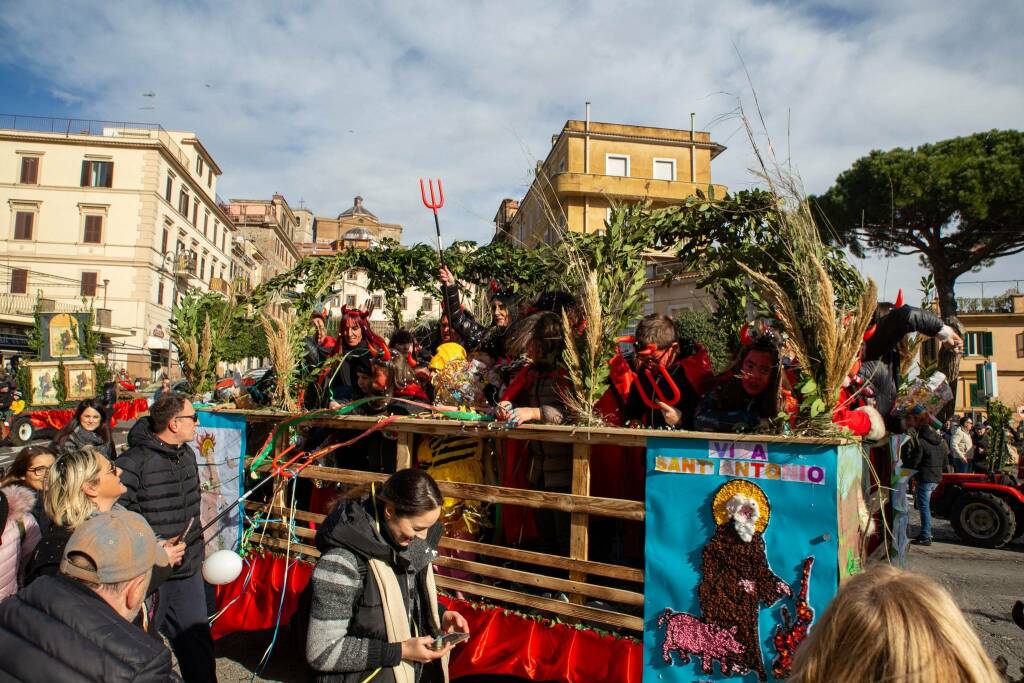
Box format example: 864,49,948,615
212,554,642,683
29,397,150,430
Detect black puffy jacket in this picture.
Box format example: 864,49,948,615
116,418,203,579
0,574,179,682
903,425,949,484
864,305,944,380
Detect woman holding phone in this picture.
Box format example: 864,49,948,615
307,469,469,682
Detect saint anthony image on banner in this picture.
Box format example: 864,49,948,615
659,479,792,681
48,313,81,359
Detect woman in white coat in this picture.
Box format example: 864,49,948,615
951,416,975,474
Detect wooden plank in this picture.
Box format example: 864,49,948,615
258,534,320,558
395,431,414,470
224,409,849,446
432,555,643,607
245,507,643,583
251,463,646,521
569,442,591,605
439,537,644,584
435,575,643,632
270,427,290,514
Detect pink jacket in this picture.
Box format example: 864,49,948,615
0,485,41,600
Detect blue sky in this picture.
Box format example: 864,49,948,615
2,1,1022,302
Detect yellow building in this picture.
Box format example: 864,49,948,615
496,118,726,246
0,115,236,379
223,194,301,279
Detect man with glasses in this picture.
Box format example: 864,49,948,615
117,394,215,682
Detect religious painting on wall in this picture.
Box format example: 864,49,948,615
63,361,96,402
38,312,90,361
643,436,863,682
26,362,60,406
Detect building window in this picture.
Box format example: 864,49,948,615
345,294,356,307
969,382,985,408
158,280,165,305
207,169,213,187
165,175,174,202
346,270,357,281
605,154,629,177
400,296,408,311
13,211,34,240
203,210,210,238
196,156,204,176
162,227,170,254
178,189,190,216
81,272,98,297
1017,332,1024,358
653,158,676,181
422,297,434,313
964,331,994,357
372,295,383,310
200,257,206,280
19,157,39,184
192,199,199,226
83,215,103,244
80,160,113,188
10,268,27,294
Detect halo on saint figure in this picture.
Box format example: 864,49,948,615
712,479,771,533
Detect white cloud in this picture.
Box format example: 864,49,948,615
2,0,1022,300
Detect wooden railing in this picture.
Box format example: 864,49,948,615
231,411,844,633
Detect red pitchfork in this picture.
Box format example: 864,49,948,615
419,178,446,266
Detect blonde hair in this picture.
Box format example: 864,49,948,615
45,446,106,529
789,565,1000,683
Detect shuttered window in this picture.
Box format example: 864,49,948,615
10,269,27,294
14,212,34,240
81,272,98,297
80,160,113,187
83,215,103,244
20,157,39,184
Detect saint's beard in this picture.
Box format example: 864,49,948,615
733,515,757,542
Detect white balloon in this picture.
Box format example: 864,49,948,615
202,549,243,585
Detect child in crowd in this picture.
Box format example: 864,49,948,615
695,337,782,434
789,565,1000,683
624,315,712,430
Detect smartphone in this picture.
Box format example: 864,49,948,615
171,517,195,545
432,632,470,649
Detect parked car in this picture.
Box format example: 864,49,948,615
140,378,193,395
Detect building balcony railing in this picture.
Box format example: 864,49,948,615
551,172,728,202
0,293,80,316
0,114,198,188
957,294,1023,315
209,277,231,295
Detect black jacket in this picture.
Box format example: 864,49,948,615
903,425,949,484
625,362,700,430
863,305,944,381
50,424,116,460
0,574,179,683
313,498,445,683
116,418,203,579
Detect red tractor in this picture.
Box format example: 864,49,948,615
931,472,1024,548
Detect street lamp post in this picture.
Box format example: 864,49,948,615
160,247,188,381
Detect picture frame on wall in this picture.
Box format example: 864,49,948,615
64,362,97,402
26,362,61,406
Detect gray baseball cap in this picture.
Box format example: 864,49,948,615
61,509,169,584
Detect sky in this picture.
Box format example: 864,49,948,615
2,1,1022,303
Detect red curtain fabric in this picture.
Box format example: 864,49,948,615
212,552,314,640
441,597,642,683
29,398,150,431
212,556,642,683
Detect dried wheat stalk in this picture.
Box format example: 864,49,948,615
260,310,298,412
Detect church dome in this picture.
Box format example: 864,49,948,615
338,196,379,221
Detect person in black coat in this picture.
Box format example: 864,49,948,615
902,419,950,546
116,395,213,683
0,510,180,683
863,302,962,381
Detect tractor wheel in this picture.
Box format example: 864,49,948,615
950,492,1016,549
10,415,35,446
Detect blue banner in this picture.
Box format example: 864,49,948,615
644,436,855,682
193,411,247,555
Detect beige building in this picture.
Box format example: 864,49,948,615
297,197,436,333
223,194,301,280
923,291,1024,415
0,115,237,379
496,117,726,246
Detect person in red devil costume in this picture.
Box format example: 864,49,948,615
439,265,518,358
326,303,390,408
623,315,714,430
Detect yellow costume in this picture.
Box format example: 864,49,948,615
416,435,486,534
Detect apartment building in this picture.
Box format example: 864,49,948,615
922,290,1024,415
494,114,725,318
0,115,236,379
222,193,301,280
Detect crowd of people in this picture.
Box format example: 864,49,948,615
0,267,1017,682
